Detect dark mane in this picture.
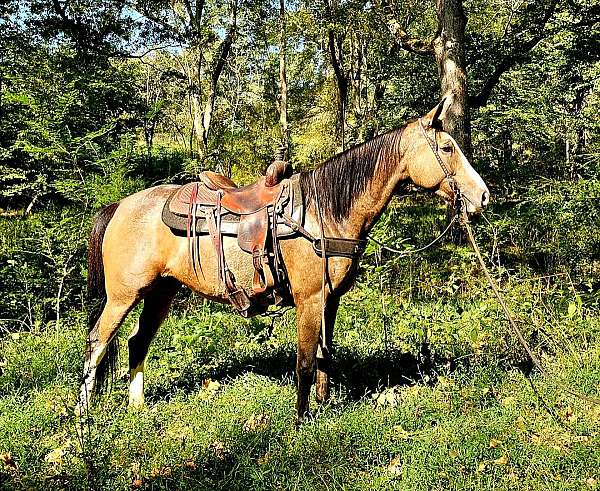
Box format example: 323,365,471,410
300,126,405,220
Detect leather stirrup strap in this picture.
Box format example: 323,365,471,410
206,192,226,287
272,197,282,283
312,173,328,354
205,194,251,314
187,183,201,278
271,183,288,284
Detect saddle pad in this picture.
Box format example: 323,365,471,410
161,195,240,236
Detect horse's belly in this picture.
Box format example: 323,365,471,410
164,234,256,300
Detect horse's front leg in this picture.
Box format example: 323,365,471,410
295,296,321,425
316,295,339,404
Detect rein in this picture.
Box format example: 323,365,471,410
369,214,458,257
378,121,600,406
463,214,600,406
312,172,329,355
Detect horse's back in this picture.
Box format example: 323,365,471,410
118,184,179,208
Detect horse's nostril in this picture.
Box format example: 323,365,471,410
482,191,489,206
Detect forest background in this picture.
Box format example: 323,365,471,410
1,0,600,489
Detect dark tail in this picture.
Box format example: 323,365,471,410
87,202,120,394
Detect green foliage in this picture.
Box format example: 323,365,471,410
0,38,142,207
0,294,599,489
0,209,89,332
483,179,600,278
1,0,600,488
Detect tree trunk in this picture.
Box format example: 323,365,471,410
201,3,237,148
432,0,472,158
201,25,236,148
278,0,289,158
328,29,348,150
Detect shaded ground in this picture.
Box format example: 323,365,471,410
1,294,599,490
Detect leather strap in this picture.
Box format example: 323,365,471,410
187,183,202,278
280,212,366,260
206,204,252,314
419,118,452,177
312,173,328,354
312,237,367,258
418,118,462,199
418,118,463,207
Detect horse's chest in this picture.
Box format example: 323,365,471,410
328,257,359,295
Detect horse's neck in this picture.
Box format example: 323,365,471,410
327,155,407,240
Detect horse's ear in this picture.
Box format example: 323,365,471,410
423,95,453,129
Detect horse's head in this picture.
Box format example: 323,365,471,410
405,97,489,213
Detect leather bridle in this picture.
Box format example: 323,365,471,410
418,118,462,207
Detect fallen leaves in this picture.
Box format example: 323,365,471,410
493,454,509,466
372,387,401,407
506,471,519,482
529,428,592,452
0,452,17,472
500,396,516,407
387,456,402,476
150,466,172,478
243,413,270,433
391,425,411,440
515,415,526,431
44,439,75,467
489,438,501,448
199,379,221,401
257,452,271,465
561,406,577,424
44,447,66,465
208,440,228,460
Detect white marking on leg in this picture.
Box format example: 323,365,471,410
76,343,106,415
129,361,145,408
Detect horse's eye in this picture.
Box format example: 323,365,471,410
441,145,453,153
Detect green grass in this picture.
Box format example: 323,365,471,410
1,194,599,489
1,286,599,490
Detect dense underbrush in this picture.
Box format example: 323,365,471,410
1,177,599,489
1,295,599,490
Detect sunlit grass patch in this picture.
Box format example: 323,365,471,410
1,262,599,489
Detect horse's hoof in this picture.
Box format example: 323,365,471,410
128,400,146,411
295,411,312,428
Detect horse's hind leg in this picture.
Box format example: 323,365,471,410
128,278,180,408
77,295,139,414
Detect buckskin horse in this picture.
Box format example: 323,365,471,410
78,98,489,423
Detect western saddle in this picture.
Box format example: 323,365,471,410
162,159,366,317
162,160,303,316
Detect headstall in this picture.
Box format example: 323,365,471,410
418,118,462,209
